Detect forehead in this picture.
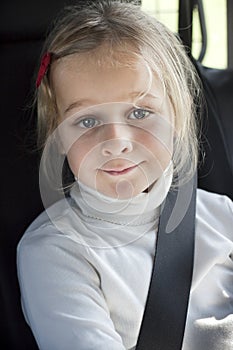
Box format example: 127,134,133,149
51,48,165,115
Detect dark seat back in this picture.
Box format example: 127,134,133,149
196,63,233,199
0,1,78,348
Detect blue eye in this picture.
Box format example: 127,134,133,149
77,117,99,128
129,109,150,120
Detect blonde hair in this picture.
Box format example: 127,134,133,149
37,0,201,188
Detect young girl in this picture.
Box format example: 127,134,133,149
17,1,233,349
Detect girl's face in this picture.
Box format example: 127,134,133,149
52,52,174,199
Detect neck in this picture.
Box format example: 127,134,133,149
70,163,173,226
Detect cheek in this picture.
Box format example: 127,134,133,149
135,120,174,161
142,137,173,177
66,137,97,175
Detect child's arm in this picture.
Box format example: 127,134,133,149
17,227,127,350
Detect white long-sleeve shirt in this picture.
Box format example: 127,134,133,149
17,174,233,350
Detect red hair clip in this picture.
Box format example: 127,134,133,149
36,52,52,88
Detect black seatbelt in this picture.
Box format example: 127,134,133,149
136,175,196,350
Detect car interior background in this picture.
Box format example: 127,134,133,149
1,0,232,348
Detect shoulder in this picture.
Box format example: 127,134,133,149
191,189,233,289
196,188,233,242
196,189,233,224
16,198,101,297
197,188,233,210
17,197,88,264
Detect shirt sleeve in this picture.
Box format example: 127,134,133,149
17,226,126,350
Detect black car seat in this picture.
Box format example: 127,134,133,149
0,0,232,349
179,0,233,198
0,1,79,348
195,63,233,199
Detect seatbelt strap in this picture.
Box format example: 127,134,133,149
136,175,196,350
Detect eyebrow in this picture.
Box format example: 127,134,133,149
64,99,93,114
129,91,159,100
64,92,159,115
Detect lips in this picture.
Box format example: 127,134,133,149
101,164,138,176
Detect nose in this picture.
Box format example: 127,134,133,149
101,124,133,156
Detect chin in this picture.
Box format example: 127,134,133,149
98,181,149,199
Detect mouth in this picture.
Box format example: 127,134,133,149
101,164,138,176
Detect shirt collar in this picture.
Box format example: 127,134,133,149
70,162,173,226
